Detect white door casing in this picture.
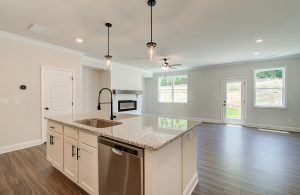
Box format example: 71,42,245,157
42,67,74,143
222,78,246,125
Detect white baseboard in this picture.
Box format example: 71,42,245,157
201,118,223,124
0,139,42,155
244,123,300,133
183,172,199,195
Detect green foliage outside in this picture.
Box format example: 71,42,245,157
174,76,188,85
160,77,172,86
256,70,282,79
226,108,241,119
160,75,187,86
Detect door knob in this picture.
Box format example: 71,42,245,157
45,107,49,110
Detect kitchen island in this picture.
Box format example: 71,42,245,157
45,112,201,195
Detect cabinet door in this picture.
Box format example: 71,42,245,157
53,132,64,172
78,143,98,195
63,137,78,183
47,130,55,164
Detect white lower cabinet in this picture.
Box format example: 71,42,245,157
47,130,63,172
47,122,99,195
78,142,99,195
47,130,55,164
53,132,63,172
63,136,78,183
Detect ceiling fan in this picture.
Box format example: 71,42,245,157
152,58,182,71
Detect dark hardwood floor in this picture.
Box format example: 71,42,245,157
0,123,300,195
192,123,300,195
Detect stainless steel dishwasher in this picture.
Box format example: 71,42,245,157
98,137,144,195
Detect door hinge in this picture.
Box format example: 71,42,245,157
71,76,73,81
72,102,74,106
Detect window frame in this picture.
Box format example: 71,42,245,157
158,75,188,104
253,67,287,109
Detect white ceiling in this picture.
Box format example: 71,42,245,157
1,0,300,72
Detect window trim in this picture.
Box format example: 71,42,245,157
253,67,287,109
158,75,188,104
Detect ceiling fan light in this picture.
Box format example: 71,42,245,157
162,66,170,71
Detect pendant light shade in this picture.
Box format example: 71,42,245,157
146,0,157,60
104,23,112,69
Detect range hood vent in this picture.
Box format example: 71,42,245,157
113,89,143,95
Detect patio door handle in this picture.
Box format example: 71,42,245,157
223,100,226,106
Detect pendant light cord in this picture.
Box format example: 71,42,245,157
107,26,110,55
151,4,153,42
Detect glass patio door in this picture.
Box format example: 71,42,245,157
222,78,246,124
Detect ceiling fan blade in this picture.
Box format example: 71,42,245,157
170,67,177,69
150,65,161,67
170,64,182,66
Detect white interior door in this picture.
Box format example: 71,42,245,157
42,68,74,142
222,78,246,124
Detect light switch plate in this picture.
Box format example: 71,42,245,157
0,98,9,105
14,98,20,105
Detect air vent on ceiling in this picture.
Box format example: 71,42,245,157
28,23,58,36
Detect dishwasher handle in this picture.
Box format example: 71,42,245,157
99,137,144,157
112,148,123,155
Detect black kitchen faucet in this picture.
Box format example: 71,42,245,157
97,88,116,120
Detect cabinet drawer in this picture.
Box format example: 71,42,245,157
48,122,63,134
64,126,79,140
79,131,98,148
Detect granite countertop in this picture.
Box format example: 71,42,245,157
45,112,201,151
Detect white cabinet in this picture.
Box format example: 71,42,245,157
53,132,64,172
63,136,78,183
47,122,99,195
47,130,55,163
78,142,99,195
47,129,64,172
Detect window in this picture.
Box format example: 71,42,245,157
158,75,188,103
254,67,286,108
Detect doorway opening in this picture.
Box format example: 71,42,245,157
222,78,246,124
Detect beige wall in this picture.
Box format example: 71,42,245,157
145,57,300,129
0,35,83,148
82,66,111,114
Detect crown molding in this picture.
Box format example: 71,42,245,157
0,30,85,56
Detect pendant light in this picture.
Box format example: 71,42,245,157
104,23,112,69
146,0,157,60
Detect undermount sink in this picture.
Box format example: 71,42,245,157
75,118,122,128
